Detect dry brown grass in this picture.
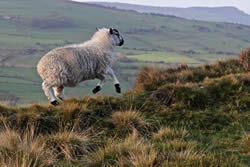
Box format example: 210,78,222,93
239,47,250,71
112,110,149,134
83,130,157,167
45,129,93,161
0,53,249,166
152,127,189,142
176,69,194,82
240,133,250,154
57,101,88,119
135,57,246,94
0,125,56,167
135,66,167,92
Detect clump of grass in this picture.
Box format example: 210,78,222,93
0,105,13,116
153,134,205,166
57,101,88,120
45,129,93,161
176,69,194,82
152,127,197,162
163,149,204,166
124,148,157,167
135,66,167,92
135,58,245,93
26,104,50,113
53,100,91,130
151,128,243,167
83,96,122,116
165,139,198,152
152,127,189,142
112,110,149,135
4,105,58,134
0,125,55,167
239,47,250,71
83,130,157,167
240,133,250,154
16,109,41,123
151,83,207,109
151,72,250,110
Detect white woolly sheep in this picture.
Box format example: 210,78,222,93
37,28,124,105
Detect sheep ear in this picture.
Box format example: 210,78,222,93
96,27,100,31
109,28,113,34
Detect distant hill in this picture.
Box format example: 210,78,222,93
89,2,250,26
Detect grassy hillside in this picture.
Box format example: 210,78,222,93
0,51,250,166
0,0,250,104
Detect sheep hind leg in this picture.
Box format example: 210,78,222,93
42,81,59,106
53,86,65,101
93,75,105,94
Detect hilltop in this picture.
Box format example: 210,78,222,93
90,2,250,26
0,0,250,104
0,49,249,166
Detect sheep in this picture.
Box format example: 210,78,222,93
37,28,124,105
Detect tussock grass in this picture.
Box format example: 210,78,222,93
161,152,241,167
164,149,204,166
151,127,243,167
135,66,167,92
0,53,250,166
2,105,58,134
45,129,92,161
151,72,250,110
58,102,87,118
0,125,56,167
112,110,149,136
152,127,189,142
239,47,250,71
240,133,250,154
83,130,157,167
135,58,245,92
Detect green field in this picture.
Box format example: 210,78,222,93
128,52,201,64
0,0,250,104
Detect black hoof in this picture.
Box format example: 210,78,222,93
115,84,121,93
51,100,59,106
93,86,101,94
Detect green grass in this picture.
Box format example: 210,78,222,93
128,52,201,64
0,58,249,166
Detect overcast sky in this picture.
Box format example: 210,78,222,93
73,0,250,14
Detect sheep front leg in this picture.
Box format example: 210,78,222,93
42,81,59,106
107,67,121,93
53,86,64,101
93,75,105,94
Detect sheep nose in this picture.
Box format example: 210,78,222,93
119,39,124,46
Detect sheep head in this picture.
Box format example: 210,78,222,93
109,28,124,46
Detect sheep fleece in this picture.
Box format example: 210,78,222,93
37,30,115,87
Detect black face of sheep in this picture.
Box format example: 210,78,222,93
109,28,124,46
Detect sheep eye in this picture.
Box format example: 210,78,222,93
112,29,119,34
114,32,120,36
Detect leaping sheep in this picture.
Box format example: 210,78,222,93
37,28,124,105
